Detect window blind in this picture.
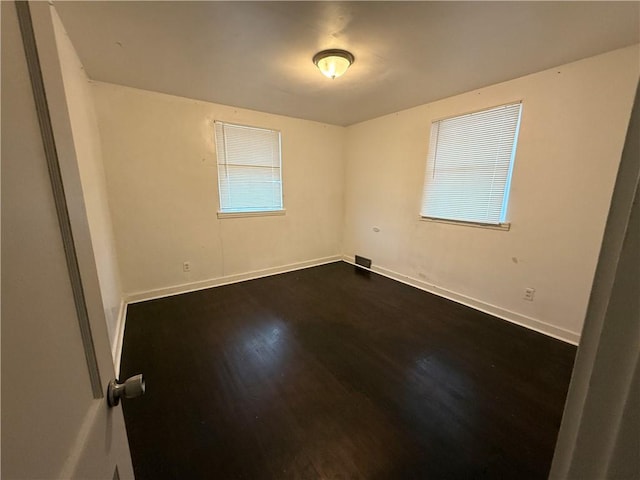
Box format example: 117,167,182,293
420,102,522,225
214,121,283,214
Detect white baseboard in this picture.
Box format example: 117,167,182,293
113,253,578,379
114,256,340,374
125,255,343,305
343,255,580,345
112,299,128,377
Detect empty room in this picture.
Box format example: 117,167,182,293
2,1,639,479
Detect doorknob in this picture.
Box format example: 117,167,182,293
107,374,145,407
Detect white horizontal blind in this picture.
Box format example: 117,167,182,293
421,102,522,225
214,121,283,213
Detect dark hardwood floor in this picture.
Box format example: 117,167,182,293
120,261,576,479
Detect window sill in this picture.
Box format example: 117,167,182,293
217,209,286,219
420,216,510,231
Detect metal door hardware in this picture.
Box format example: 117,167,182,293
107,374,145,407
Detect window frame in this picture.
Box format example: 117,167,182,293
214,120,285,219
419,101,523,230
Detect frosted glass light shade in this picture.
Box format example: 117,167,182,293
313,49,354,79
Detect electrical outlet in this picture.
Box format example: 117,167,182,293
183,261,191,272
524,287,535,301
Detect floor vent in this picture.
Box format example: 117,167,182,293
355,255,372,269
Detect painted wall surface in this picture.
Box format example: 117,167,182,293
2,4,90,475
92,83,345,296
1,4,132,478
550,81,639,480
52,10,123,348
342,45,639,342
91,45,636,344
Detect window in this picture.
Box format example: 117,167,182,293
214,121,283,217
420,102,522,227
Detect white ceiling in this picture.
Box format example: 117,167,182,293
54,1,639,126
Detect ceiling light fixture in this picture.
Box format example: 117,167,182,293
313,49,354,79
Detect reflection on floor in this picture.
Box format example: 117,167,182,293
120,261,576,479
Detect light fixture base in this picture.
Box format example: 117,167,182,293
313,49,355,79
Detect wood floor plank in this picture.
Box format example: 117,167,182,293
120,261,576,479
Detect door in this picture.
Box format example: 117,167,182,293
1,1,135,478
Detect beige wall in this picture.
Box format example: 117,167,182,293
2,4,92,475
1,3,133,478
52,9,123,351
550,80,640,480
92,83,345,297
91,46,637,343
342,45,639,343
